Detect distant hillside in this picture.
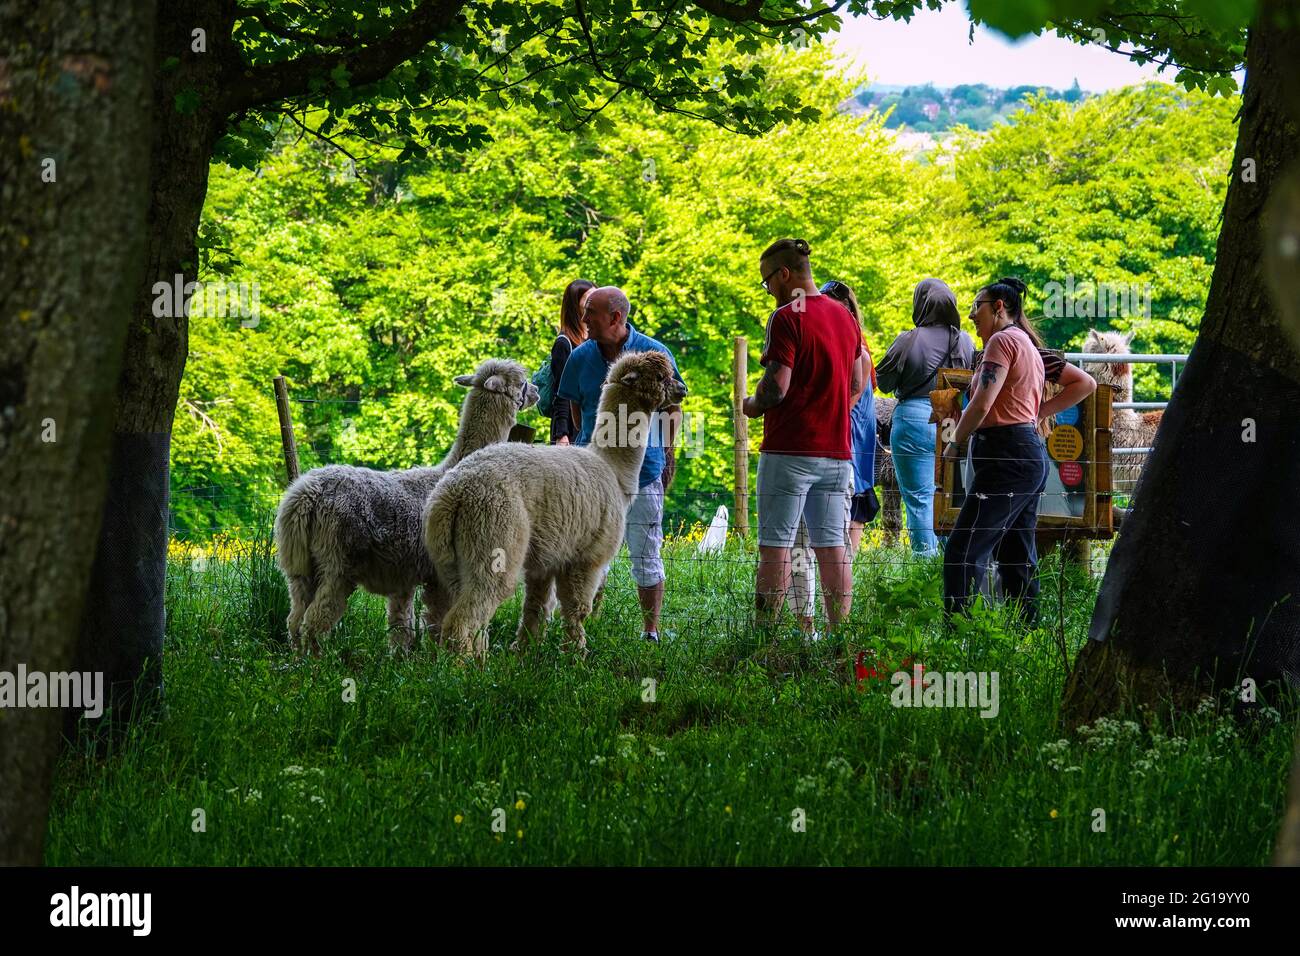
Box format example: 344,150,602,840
850,82,1088,132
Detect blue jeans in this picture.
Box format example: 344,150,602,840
892,398,939,556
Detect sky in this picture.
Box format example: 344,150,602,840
830,3,1169,91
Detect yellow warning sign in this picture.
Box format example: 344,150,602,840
1047,424,1083,462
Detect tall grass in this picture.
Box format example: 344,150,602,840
45,535,1295,865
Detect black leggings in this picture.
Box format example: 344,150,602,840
942,423,1049,623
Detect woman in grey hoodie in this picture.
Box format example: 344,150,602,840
875,278,975,556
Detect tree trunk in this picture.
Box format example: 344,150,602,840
1063,9,1300,728
71,0,230,729
0,0,156,863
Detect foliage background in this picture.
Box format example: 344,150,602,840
174,45,1238,536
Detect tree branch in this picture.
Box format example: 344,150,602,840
691,0,849,28
241,6,369,50
220,0,466,115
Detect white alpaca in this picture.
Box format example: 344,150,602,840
423,350,686,660
1081,329,1164,494
275,359,538,655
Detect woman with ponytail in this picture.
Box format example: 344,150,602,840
941,277,1053,624
821,279,880,556
876,278,975,557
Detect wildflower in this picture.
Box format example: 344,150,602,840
1050,809,1058,819
516,830,524,839
454,814,463,825
515,799,526,811
724,805,732,814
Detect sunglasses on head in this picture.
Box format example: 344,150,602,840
820,280,851,301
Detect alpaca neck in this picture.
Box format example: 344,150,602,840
590,394,653,498
437,390,514,472
1117,369,1133,404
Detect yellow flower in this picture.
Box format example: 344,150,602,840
517,829,524,839
453,814,463,825
724,805,732,814
1050,809,1059,819
514,799,526,811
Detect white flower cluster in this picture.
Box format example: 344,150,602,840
589,733,667,768
281,765,327,811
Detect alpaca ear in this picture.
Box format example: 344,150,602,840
617,370,640,384
455,374,475,388
481,374,506,394
1123,330,1136,346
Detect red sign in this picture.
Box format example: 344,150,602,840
1059,461,1083,486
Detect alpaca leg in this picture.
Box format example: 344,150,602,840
883,483,902,548
298,575,354,656
441,577,515,663
590,570,608,618
286,575,316,644
555,565,602,657
513,571,555,653
543,579,558,622
421,580,448,648
386,590,416,655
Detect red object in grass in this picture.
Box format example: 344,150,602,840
855,651,926,691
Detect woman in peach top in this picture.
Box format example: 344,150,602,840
940,277,1094,624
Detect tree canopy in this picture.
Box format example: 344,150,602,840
173,43,1237,536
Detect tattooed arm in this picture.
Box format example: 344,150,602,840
743,361,792,418
952,359,1006,445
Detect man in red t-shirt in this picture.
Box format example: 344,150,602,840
743,238,865,635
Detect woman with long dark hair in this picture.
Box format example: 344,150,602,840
941,277,1055,623
549,278,594,445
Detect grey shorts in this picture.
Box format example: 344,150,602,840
601,477,666,589
624,477,665,587
757,454,853,549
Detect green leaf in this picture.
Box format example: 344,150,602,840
967,0,1052,38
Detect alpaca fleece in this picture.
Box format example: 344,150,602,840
423,350,685,660
1082,328,1163,496
275,358,538,654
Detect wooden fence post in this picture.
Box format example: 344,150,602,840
273,375,301,486
733,336,749,538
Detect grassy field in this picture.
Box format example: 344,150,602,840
45,530,1295,865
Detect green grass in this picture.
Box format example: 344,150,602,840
45,534,1295,865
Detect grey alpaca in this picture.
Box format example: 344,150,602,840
873,395,903,546
274,358,538,655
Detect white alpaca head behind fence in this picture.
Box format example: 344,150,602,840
1081,328,1135,401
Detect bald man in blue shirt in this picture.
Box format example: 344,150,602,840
556,286,687,641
